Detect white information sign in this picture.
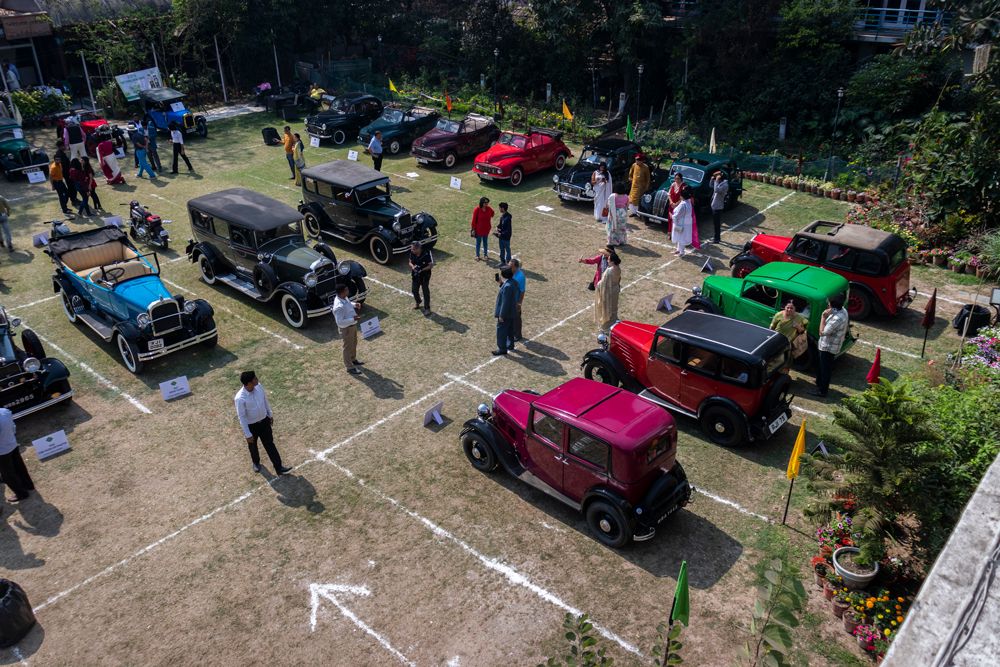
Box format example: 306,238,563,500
405,172,419,178
449,176,462,190
309,136,320,148
32,430,71,460
347,150,359,161
423,401,445,427
114,67,164,102
656,294,675,314
359,317,382,339
31,231,48,247
26,169,46,184
535,205,554,212
12,128,24,139
159,375,191,401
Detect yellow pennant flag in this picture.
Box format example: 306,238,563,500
389,79,399,94
562,99,573,121
786,420,807,480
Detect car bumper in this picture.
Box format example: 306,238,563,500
552,184,592,201
393,233,438,254
6,162,47,173
413,153,444,164
634,469,692,539
636,209,669,224
137,327,218,361
10,390,74,420
309,288,370,318
895,287,917,312
306,127,333,139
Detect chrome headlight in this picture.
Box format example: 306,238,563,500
477,403,491,418
303,272,318,288
183,300,197,314
321,123,327,131
23,357,41,373
584,184,594,195
552,174,560,184
338,262,351,276
597,333,609,349
137,313,151,328
428,150,437,157
9,317,20,328
392,221,401,232
692,286,702,296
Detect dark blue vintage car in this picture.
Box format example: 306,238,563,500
0,306,72,419
139,87,207,137
47,226,217,374
358,105,440,156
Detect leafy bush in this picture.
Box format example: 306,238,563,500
742,558,806,667
10,88,71,121
539,612,684,666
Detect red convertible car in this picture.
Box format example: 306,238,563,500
53,110,127,158
473,128,572,187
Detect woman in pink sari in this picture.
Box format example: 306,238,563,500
96,128,126,185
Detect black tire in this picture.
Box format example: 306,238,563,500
350,277,366,302
846,287,873,321
253,262,277,296
554,153,567,171
388,139,402,155
585,500,633,548
199,254,217,285
279,293,308,329
129,226,138,240
462,432,497,472
731,259,760,278
201,316,218,348
60,290,79,324
509,168,524,187
304,211,323,240
369,235,391,265
116,333,144,374
332,129,346,145
196,118,207,138
443,152,457,169
314,242,337,263
652,189,671,218
699,404,745,447
583,358,620,387
764,373,792,412
20,329,45,359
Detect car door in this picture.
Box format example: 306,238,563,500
679,344,723,412
643,332,685,407
315,182,351,237
785,236,825,266
525,134,545,173
562,427,610,503
734,279,779,328
456,121,475,157
227,224,258,275
525,408,566,492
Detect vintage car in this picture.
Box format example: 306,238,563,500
582,312,792,447
47,226,217,374
460,377,691,548
729,221,914,320
0,306,73,419
357,105,440,155
552,138,640,203
299,160,438,265
186,188,368,329
685,262,856,366
305,92,383,145
636,153,742,225
139,87,207,137
53,110,128,158
472,128,573,187
410,113,500,169
0,119,48,181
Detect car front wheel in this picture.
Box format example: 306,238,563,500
554,153,567,170
585,500,632,548
332,129,347,145
443,152,457,169
462,433,498,472
509,168,524,187
304,211,323,240
279,293,308,329
369,235,391,265
583,359,619,387
388,139,402,155
199,255,217,285
699,404,745,447
116,334,144,374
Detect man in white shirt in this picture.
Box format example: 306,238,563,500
812,294,850,397
0,407,34,502
234,370,291,474
332,284,364,375
169,122,194,174
367,131,383,171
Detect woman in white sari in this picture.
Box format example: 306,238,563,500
595,251,621,333
671,186,693,256
590,162,613,223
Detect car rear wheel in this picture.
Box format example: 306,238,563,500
585,500,632,548
369,235,391,265
199,255,217,285
443,152,457,169
554,153,567,170
509,168,524,187
20,329,45,359
332,129,347,145
583,359,619,387
699,404,745,447
116,334,143,374
388,139,402,155
196,118,207,138
60,291,79,323
846,289,873,321
462,433,497,472
731,259,759,278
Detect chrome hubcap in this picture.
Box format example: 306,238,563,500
599,518,612,532
472,446,483,460
715,422,726,433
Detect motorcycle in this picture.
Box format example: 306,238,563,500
32,219,73,247
124,200,170,250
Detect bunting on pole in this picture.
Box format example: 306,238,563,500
866,348,881,384
625,116,634,141
444,91,453,113
786,420,807,481
562,99,573,121
670,561,690,627
388,79,399,94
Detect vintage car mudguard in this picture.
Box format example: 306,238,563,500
684,295,720,314
39,358,71,390
275,281,308,303
728,251,764,270
581,348,643,393
460,417,520,473
582,486,635,523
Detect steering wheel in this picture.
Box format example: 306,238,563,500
762,286,779,300
103,266,126,281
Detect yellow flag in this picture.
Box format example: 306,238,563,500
562,99,573,121
389,79,399,94
786,420,807,480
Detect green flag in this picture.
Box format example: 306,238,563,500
625,115,634,141
670,560,689,626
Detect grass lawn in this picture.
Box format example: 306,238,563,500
0,111,994,666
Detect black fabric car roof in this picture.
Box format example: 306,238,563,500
588,138,639,152
187,189,302,231
798,221,899,251
301,160,388,189
138,87,185,103
47,226,126,257
660,311,786,363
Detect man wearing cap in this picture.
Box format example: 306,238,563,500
235,370,291,474
409,241,434,315
627,153,650,217
332,283,365,375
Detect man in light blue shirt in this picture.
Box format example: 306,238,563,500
0,407,34,501
367,131,383,171
234,371,290,474
508,258,526,347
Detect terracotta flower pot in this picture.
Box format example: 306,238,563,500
823,581,836,600
857,635,873,652
832,598,850,618
832,189,843,200
856,192,867,204
977,265,991,279
813,565,828,589
847,190,857,202
811,185,819,195
951,262,966,274
932,254,947,266
843,612,861,634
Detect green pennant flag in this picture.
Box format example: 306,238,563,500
670,560,689,626
625,115,634,141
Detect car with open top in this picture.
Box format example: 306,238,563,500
358,104,440,155
410,113,500,168
139,87,207,137
472,127,572,187
0,305,73,419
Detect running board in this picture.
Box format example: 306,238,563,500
638,389,698,419
77,312,115,341
216,273,264,299
513,469,582,511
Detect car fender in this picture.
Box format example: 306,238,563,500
275,281,308,302
728,251,763,269
581,348,642,393
340,259,367,278
414,211,438,230
114,321,142,343
460,418,518,472
684,295,720,314
40,358,71,389
188,241,218,264
191,298,215,320
697,395,749,424
368,226,396,245
299,201,326,221
582,487,635,520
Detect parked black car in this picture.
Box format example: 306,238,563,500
552,138,641,203
637,154,743,225
0,306,73,419
358,105,441,155
410,113,500,168
186,188,368,329
299,161,438,265
305,93,383,145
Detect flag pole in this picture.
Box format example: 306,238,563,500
781,477,795,525
921,327,930,358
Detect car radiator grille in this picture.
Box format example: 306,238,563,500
183,113,194,129
150,300,182,335
18,148,30,165
411,147,434,158
315,271,341,299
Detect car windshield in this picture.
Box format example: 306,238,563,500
498,133,527,149
578,148,609,168
381,109,404,124
435,118,460,133
354,183,390,205
327,97,351,113
670,164,705,184
257,221,303,244
0,129,19,142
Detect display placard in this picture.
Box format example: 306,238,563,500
12,128,24,139
449,176,462,190
159,376,191,401
423,401,444,426
31,232,48,247
656,294,675,314
32,430,71,460
309,136,320,148
26,169,46,184
347,150,359,161
114,67,163,102
405,172,419,178
359,317,382,339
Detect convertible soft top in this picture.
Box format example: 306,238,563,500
138,87,186,103
47,226,127,257
188,188,302,231
301,160,388,189
797,220,901,252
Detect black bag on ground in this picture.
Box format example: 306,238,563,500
952,304,991,335
262,127,281,146
0,579,36,648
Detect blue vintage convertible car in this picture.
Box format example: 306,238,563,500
139,87,207,137
47,226,217,373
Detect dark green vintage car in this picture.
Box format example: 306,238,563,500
684,262,855,365
358,105,440,155
637,153,742,225
0,118,49,181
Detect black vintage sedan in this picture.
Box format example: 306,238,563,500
0,305,73,419
305,93,383,145
185,189,368,329
552,138,640,203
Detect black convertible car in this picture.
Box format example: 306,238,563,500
305,92,383,145
0,306,73,419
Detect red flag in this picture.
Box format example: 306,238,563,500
921,288,937,329
866,348,881,384
444,91,453,113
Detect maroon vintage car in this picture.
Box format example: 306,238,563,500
729,221,915,320
472,128,572,187
581,311,793,447
460,377,691,548
53,110,127,158
410,113,500,169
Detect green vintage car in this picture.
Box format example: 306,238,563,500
0,118,49,181
637,153,742,224
684,262,855,365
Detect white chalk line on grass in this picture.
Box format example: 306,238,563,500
7,294,59,310
443,373,494,398
245,173,297,192
695,487,773,524
146,192,182,208
855,338,919,360
309,584,414,666
366,276,411,298
793,405,828,419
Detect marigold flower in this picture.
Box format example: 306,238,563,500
897,597,904,602
867,601,874,609
885,629,891,636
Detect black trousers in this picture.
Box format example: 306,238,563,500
172,144,193,173
0,448,35,499
148,145,162,171
712,209,722,242
816,350,836,395
246,419,283,469
411,270,431,310
53,181,71,213
372,154,383,171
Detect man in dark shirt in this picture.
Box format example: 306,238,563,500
493,266,517,356
54,140,80,206
496,202,512,264
408,241,434,315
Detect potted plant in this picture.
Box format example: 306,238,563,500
854,624,880,652
832,188,843,201
949,251,969,273
847,190,857,202
856,191,867,204
915,249,929,264
811,555,829,588
843,608,863,634
823,570,842,600
929,248,948,266
874,637,890,661
832,589,852,618
834,546,880,590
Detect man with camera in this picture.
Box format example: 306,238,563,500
493,265,518,356
409,241,434,315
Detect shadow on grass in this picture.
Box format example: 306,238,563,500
350,365,405,400
268,472,325,514
0,623,45,663
426,311,469,334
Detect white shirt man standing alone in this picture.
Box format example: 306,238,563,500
332,284,365,375
235,370,291,474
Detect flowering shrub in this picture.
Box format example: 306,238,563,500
816,516,857,550
854,623,881,648
845,195,926,248
962,325,1000,374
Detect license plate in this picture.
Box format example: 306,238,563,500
768,412,789,434
417,159,428,164
148,338,164,350
26,167,40,173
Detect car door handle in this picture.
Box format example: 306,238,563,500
680,370,689,376
554,454,570,465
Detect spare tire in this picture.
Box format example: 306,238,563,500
764,373,792,412
652,189,671,218
253,262,278,296
20,329,46,360
0,579,36,648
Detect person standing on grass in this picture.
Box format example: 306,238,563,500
579,246,612,291
811,294,849,398
0,408,35,503
509,257,526,345
332,283,365,375
282,126,295,179
134,132,156,180
495,202,512,264
81,158,101,212
671,186,694,256
606,181,630,247
55,140,80,206
409,241,434,315
48,155,73,215
0,195,12,251
145,119,162,172
170,122,193,174
366,130,383,171
627,153,650,216
595,251,621,333
68,159,93,216
710,171,729,243
63,117,87,162
293,133,306,186
493,265,518,356
235,371,291,475
471,197,494,261
591,162,612,223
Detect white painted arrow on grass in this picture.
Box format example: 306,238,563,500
308,583,415,666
